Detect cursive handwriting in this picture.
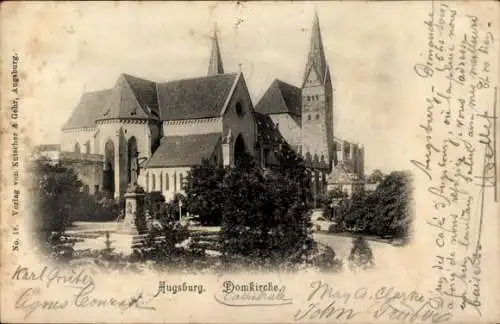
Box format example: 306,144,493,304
294,281,452,322
412,2,496,318
12,265,156,319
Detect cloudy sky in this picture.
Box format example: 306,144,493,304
4,1,483,173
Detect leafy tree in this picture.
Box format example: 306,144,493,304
369,171,412,239
220,150,314,267
33,161,84,236
32,160,89,259
184,159,226,225
337,171,412,240
366,169,384,184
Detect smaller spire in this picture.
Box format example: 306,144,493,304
207,23,225,76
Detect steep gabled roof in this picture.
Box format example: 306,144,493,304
146,133,221,168
157,73,238,121
62,89,112,130
255,79,301,116
123,74,160,117
98,74,159,121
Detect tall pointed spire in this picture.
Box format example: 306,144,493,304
303,11,328,85
207,24,224,76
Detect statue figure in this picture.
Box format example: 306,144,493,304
224,129,233,144
130,151,139,185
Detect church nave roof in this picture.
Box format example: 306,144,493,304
146,133,222,168
62,89,112,130
157,73,238,121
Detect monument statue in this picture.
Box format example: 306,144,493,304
130,151,139,185
224,128,233,144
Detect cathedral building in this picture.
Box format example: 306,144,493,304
57,13,364,202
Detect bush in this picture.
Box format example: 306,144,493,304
310,243,344,272
144,191,166,218
135,194,189,263
328,223,343,233
348,236,374,271
74,192,121,222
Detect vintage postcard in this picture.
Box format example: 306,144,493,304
1,1,499,323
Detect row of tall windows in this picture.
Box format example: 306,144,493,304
145,172,185,192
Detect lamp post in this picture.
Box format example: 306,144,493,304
178,199,183,223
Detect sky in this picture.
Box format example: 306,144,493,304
3,1,448,173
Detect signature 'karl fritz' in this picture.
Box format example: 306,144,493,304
11,265,156,319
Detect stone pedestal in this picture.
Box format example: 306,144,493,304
115,183,146,254
119,183,146,233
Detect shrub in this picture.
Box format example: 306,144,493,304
135,196,189,263
328,223,343,233
348,236,374,271
144,191,166,218
310,243,344,272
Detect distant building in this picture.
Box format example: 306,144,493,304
56,13,365,202
33,144,61,163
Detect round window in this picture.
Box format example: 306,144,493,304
236,102,245,117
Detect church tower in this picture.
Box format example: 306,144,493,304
301,12,334,170
207,26,224,76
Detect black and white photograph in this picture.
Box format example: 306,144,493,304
1,1,498,323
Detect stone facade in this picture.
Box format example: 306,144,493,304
55,13,365,203
59,151,104,194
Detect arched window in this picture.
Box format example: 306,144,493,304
316,114,320,120
235,101,245,118
145,172,149,191
165,173,169,190
179,173,184,190
74,143,81,153
152,173,156,191
159,172,163,192
308,115,311,121
84,141,91,154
